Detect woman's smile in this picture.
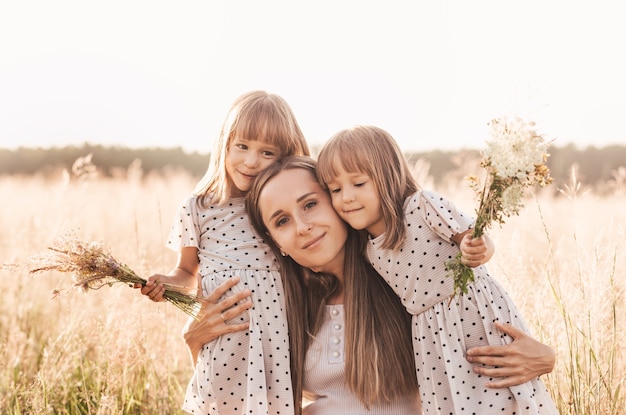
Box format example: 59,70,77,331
258,168,348,277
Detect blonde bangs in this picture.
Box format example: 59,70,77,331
318,125,419,250
317,130,375,185
230,96,307,157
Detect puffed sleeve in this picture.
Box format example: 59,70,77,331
166,195,201,251
406,190,474,242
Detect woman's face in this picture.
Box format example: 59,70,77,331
258,167,348,276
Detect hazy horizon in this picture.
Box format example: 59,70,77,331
1,1,625,153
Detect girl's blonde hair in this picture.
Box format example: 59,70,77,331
246,156,419,413
195,90,310,206
316,125,418,250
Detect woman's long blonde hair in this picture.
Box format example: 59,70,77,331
246,156,419,413
194,90,310,206
316,125,418,250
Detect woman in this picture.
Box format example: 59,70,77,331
185,156,556,413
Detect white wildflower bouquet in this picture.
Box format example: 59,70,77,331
445,116,553,298
28,233,203,318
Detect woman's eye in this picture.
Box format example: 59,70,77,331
304,200,317,210
276,217,288,227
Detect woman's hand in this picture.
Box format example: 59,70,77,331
183,276,252,365
465,321,555,388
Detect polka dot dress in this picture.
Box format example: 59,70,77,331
366,191,558,414
167,196,293,415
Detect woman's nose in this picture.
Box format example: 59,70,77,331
295,216,313,235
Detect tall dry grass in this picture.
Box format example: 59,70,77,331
0,167,197,414
1,161,625,414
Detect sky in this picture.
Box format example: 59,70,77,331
1,0,625,154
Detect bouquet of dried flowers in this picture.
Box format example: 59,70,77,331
28,233,203,319
445,116,553,299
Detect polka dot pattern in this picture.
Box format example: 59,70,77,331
367,191,558,414
168,196,293,415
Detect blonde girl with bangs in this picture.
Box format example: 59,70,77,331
316,126,558,414
139,90,310,415
197,91,311,205
316,126,419,251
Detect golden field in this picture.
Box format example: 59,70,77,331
1,166,624,414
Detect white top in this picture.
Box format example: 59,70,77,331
168,195,293,415
303,304,422,414
366,190,558,414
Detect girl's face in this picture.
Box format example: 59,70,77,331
226,137,282,197
259,168,348,277
324,162,386,238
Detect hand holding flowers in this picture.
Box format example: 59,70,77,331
27,232,203,319
445,116,553,299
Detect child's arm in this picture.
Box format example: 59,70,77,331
137,246,200,301
453,229,495,268
183,276,252,365
465,321,555,388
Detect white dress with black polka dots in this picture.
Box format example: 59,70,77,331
366,191,558,414
167,195,293,415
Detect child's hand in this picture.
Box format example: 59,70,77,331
460,234,489,268
133,274,167,302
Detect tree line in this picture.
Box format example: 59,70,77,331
0,142,624,193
